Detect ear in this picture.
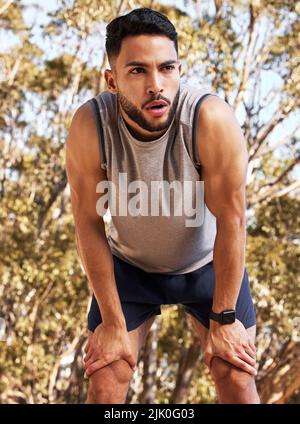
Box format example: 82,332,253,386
104,69,118,93
178,62,183,76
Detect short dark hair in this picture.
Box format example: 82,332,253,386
105,8,178,69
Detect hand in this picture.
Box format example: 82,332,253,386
203,319,257,376
83,322,137,378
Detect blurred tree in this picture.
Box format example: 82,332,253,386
246,194,300,404
0,0,299,403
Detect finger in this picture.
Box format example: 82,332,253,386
203,352,213,371
85,359,114,378
83,348,93,363
84,355,99,370
238,350,257,367
86,355,137,378
124,352,137,371
84,338,91,354
230,356,257,376
249,341,256,354
84,351,115,370
203,343,213,368
244,344,256,359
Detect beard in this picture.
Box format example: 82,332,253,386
117,87,180,133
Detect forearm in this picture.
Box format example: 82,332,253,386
212,216,246,314
76,221,126,328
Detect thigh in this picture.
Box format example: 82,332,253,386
129,312,158,362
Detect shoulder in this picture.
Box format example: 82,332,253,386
197,94,233,124
69,100,96,134
65,100,102,175
196,95,248,169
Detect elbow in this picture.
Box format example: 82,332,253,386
216,213,246,232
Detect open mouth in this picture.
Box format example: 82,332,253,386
149,105,165,109
147,104,168,116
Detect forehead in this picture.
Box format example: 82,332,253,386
117,34,177,65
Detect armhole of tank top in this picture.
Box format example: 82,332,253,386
192,93,219,172
88,98,107,171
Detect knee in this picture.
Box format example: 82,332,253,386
87,359,134,404
210,357,254,391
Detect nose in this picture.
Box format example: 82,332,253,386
146,73,163,96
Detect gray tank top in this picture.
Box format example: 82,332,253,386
89,82,218,274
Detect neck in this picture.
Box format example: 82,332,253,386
123,118,167,141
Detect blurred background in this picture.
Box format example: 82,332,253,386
0,0,299,404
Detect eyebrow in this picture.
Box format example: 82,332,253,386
124,60,178,68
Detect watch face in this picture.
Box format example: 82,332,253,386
221,310,236,324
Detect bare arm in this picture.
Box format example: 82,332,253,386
66,101,136,376
65,101,125,329
198,95,248,315
197,95,257,375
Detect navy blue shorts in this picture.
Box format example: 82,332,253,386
87,254,256,332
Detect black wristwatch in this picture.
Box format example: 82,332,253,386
209,309,236,325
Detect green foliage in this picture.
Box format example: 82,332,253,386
247,195,300,334
0,0,299,404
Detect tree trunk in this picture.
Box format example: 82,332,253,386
170,337,202,404
257,340,300,404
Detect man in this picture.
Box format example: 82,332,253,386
66,8,260,404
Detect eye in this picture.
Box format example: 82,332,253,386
130,65,176,74
164,65,175,71
130,68,145,74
